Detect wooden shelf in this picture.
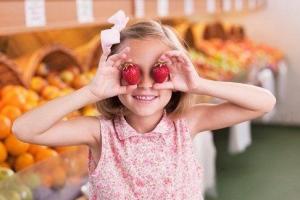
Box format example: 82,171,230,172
0,0,266,36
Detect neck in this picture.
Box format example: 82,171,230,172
125,110,164,134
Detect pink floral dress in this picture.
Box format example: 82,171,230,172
88,112,204,200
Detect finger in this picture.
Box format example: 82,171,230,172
153,82,174,90
99,51,110,67
158,55,172,66
164,50,182,58
108,47,130,62
111,54,128,68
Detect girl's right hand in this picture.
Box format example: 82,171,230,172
87,47,137,100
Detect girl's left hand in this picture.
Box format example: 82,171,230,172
153,50,203,93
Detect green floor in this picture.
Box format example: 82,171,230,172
206,124,300,200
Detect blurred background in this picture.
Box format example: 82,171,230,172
0,0,299,200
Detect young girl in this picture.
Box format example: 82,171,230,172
12,20,275,199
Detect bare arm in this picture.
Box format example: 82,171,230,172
12,85,101,146
12,47,136,147
184,79,276,135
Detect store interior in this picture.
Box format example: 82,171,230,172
0,0,299,199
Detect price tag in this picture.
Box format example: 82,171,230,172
222,0,232,12
157,0,169,17
76,0,94,23
248,0,256,9
134,0,145,18
184,0,194,15
235,0,243,11
24,0,46,27
206,0,216,13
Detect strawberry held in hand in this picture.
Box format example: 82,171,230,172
121,62,141,85
151,62,170,83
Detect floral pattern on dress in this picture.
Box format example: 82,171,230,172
88,111,204,200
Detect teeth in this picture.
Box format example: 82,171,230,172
133,95,157,101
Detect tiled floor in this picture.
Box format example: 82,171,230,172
206,124,300,200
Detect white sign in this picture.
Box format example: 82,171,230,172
235,0,243,11
76,0,94,23
134,0,145,18
24,0,46,27
223,0,232,12
184,0,194,15
206,0,216,13
157,0,169,17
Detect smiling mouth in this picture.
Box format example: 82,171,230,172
132,95,158,101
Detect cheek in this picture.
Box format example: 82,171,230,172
160,90,172,103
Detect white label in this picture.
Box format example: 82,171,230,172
248,0,256,9
24,0,46,27
223,0,232,12
76,0,94,23
134,0,145,18
157,0,169,17
235,0,243,11
184,0,194,15
206,0,216,13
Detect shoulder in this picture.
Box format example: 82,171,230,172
175,104,213,137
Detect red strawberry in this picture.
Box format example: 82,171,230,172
151,62,170,83
121,62,141,85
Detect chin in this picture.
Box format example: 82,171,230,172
128,106,163,117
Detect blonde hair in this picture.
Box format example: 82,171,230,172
96,20,192,119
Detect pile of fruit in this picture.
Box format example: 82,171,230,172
0,64,99,173
188,39,283,82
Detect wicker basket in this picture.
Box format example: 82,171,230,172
14,44,83,84
75,34,101,71
0,53,27,89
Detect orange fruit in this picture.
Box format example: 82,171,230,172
0,142,8,162
25,90,40,102
41,174,53,187
30,76,48,93
60,70,75,85
35,148,58,162
59,87,74,97
0,105,22,122
0,114,11,139
47,73,67,89
14,153,34,171
28,144,48,156
52,165,66,188
4,135,30,156
72,74,90,89
82,106,98,116
1,85,14,97
0,161,10,169
66,66,80,76
41,86,60,100
21,101,38,112
1,90,27,108
54,146,78,154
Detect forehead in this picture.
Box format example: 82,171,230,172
119,38,172,69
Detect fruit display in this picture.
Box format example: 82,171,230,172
0,146,88,200
0,45,100,173
174,22,284,81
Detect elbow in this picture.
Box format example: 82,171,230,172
11,119,30,142
262,92,277,113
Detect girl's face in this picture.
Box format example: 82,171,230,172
117,38,173,117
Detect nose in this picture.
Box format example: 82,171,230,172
138,74,154,88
